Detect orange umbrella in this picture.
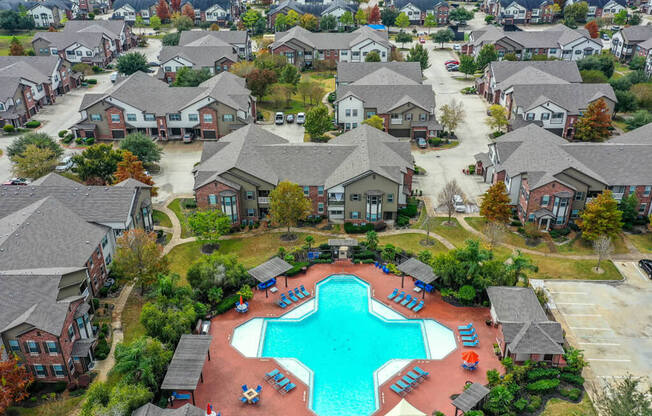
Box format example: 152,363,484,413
462,351,479,363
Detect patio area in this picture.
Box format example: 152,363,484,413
170,262,502,416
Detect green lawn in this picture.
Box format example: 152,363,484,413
0,33,34,56
121,291,145,344
167,198,193,238
152,209,172,228
422,217,476,247
378,233,448,255
541,395,596,416
464,217,551,253
626,232,652,253
6,395,84,416
527,253,621,281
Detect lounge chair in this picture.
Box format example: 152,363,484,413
277,300,287,308
280,382,296,395
458,323,473,330
294,288,305,299
300,285,310,297
459,328,475,336
463,339,479,347
242,384,249,392
394,291,405,303
240,397,247,403
403,375,418,386
256,385,262,393
390,384,406,396
396,380,412,392
275,378,290,390
387,288,399,300
406,298,417,309
172,392,191,400
288,290,299,302
413,300,424,312
264,369,279,380
462,334,478,342
267,372,284,384
407,371,422,382
414,366,429,378
251,397,259,404
401,294,412,306
281,294,291,305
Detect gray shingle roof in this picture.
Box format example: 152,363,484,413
337,62,422,85
451,383,490,413
30,172,80,186
132,403,206,416
608,122,652,144
272,25,390,50
395,0,448,11
511,83,616,115
491,61,582,90
179,30,248,47
486,286,548,323
397,257,438,283
161,334,212,391
159,45,237,69
0,60,50,85
620,25,652,43
469,25,597,50
502,321,564,355
33,30,107,51
0,56,61,81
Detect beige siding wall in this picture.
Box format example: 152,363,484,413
344,173,399,220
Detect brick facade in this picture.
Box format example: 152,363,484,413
199,107,219,139
105,106,126,139
195,181,243,220
517,179,575,228
86,244,107,296
306,185,327,216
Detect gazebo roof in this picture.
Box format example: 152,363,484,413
328,238,359,247
397,258,438,284
161,334,212,391
451,383,490,413
248,257,293,283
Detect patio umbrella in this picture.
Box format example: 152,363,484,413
462,350,479,363
384,399,426,416
240,295,243,305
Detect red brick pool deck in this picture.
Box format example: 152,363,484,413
171,262,502,416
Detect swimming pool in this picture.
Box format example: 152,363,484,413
232,275,456,416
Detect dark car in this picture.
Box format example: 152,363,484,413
2,178,29,185
639,259,652,278
447,64,459,72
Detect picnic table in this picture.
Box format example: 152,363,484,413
243,388,259,403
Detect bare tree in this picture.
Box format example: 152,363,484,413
593,234,614,271
484,221,506,249
437,180,464,224
438,99,466,137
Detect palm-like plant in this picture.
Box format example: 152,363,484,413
507,250,538,287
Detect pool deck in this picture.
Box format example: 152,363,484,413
170,262,502,416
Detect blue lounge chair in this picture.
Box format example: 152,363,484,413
242,384,249,392
256,385,262,393
394,291,405,303
275,378,290,390
463,339,479,347
300,285,310,297
396,380,412,392
281,382,296,395
280,294,291,305
403,375,418,386
294,288,305,299
277,300,287,308
172,392,191,400
390,384,406,396
458,323,473,330
459,328,475,336
407,371,422,382
251,397,259,404
267,372,284,384
401,294,412,306
387,288,398,300
288,290,298,302
413,300,424,312
240,397,247,403
406,298,417,309
414,366,429,378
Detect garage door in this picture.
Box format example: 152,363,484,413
413,130,426,139
388,129,410,137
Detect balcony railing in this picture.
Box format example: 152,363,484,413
390,118,402,125
328,200,344,206
612,193,624,200
258,197,270,204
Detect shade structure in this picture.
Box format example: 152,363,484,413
384,399,426,416
462,350,479,363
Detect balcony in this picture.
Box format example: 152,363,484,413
390,118,403,125
258,197,270,205
612,193,624,200
328,199,344,206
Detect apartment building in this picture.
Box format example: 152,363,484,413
395,0,450,25
267,0,360,30
611,25,652,62
336,61,422,86
178,30,251,60
565,0,626,18
0,0,74,27
111,0,240,24
193,124,414,225
634,38,652,76
111,0,157,22
482,0,559,23
158,43,239,83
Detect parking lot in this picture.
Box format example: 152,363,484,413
542,262,652,392
260,120,306,143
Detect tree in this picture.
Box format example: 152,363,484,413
564,1,588,23
308,83,324,105
363,114,385,130
365,50,381,62
424,13,437,33
242,9,262,30
594,375,652,416
299,13,318,31
0,10,34,31
7,132,62,159
449,7,474,23
396,31,413,47
574,98,612,142
279,64,301,86
381,8,398,26
581,69,608,83
305,235,314,250
485,14,495,23
286,9,299,27
172,14,193,31
112,336,172,392
181,3,194,19
476,44,498,69
82,381,152,416
150,15,161,30
155,0,170,21
187,253,250,299
72,144,123,184
340,10,354,27
162,31,180,46
365,230,379,250
395,12,409,30
631,83,652,110
9,36,24,56
320,14,336,31
438,99,465,135
230,61,256,78
485,385,515,415
170,0,181,12
480,181,512,223
614,90,637,113
577,54,614,78
304,104,331,138
485,104,509,133
12,144,58,179
506,250,538,286
112,229,169,294
297,81,312,105
275,13,288,31
245,68,277,100
438,180,464,223
0,353,33,413
613,9,628,25
269,180,312,238
484,221,506,249
619,193,639,230
593,234,614,271
173,67,212,86
135,15,145,27
407,43,429,70
117,52,148,75
114,150,156,193
355,8,367,25
625,110,652,131
432,28,453,48
459,54,476,78
629,13,642,25
369,5,381,24
119,132,162,164
584,20,599,38
579,190,623,241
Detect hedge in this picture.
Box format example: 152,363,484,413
513,398,528,412
285,262,309,276
215,293,240,315
526,395,542,412
397,215,410,227
87,78,97,84
560,372,584,386
344,222,374,234
398,202,418,218
310,258,333,264
560,388,582,401
25,120,41,128
527,368,560,381
352,250,376,260
3,124,15,132
526,378,560,394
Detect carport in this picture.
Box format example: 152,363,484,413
161,334,212,405
249,256,293,296
397,257,438,297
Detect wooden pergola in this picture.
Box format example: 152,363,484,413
451,383,490,415
161,334,212,405
249,257,293,295
397,257,438,298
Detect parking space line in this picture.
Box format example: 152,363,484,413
548,291,587,295
569,327,613,330
578,342,620,346
556,302,596,306
587,358,631,362
565,314,602,317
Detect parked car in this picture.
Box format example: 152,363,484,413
639,259,652,278
55,156,73,172
602,33,610,40
183,132,194,143
275,112,284,125
110,72,118,83
417,138,427,148
445,60,459,66
453,44,461,51
2,178,29,185
286,114,294,123
296,112,305,124
147,61,160,67
447,64,459,72
453,194,466,213
419,36,426,44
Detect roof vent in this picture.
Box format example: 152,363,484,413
86,241,90,244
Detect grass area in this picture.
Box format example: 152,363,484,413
422,217,476,247
0,33,34,56
7,395,84,416
121,290,145,344
541,395,597,416
626,232,652,253
168,198,193,238
166,232,330,284
152,209,172,228
465,217,550,253
378,233,448,255
258,71,336,115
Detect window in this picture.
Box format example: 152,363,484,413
541,195,550,206
200,113,212,123
366,111,376,119
76,50,82,56
111,114,120,123
419,113,427,121
221,195,238,222
318,186,324,196
528,213,535,222
86,51,92,56
9,340,20,352
222,114,234,122
629,185,636,193
189,113,198,122
352,123,357,128
45,341,58,354
352,109,358,117
405,113,413,121
126,113,136,121
351,193,360,201
34,365,47,378
53,365,65,378
575,191,584,200
345,123,351,130
571,209,579,218
341,50,348,56
345,109,351,117
27,341,39,353
526,113,535,121
68,324,75,340
247,208,255,216
549,48,556,54
541,113,550,121
574,50,582,54
246,191,254,200
164,66,172,72
640,203,647,214
208,194,217,205
644,186,651,197
318,203,324,213
303,186,310,196
387,193,394,203
351,211,359,219
169,114,181,121
91,114,102,121
144,113,155,121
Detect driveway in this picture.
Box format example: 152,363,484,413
260,121,306,143
410,43,491,211
542,262,652,392
151,141,203,203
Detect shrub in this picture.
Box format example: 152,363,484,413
527,368,559,381
92,298,100,310
397,203,418,218
353,250,377,260
523,222,543,240
560,387,582,401
182,199,197,209
85,137,95,145
526,378,560,394
560,372,584,386
92,65,102,73
94,338,110,360
53,381,67,393
396,215,410,227
75,137,83,144
429,138,442,146
510,220,522,227
3,124,15,133
58,130,68,138
99,286,109,297
343,222,374,234
5,408,21,416
285,261,309,276
318,243,330,250
87,78,97,85
526,395,542,412
550,227,571,239
62,134,74,144
215,293,240,315
513,398,528,412
457,285,476,304
25,120,41,128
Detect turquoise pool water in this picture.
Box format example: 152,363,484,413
261,275,430,416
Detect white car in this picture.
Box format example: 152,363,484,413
296,112,305,124
110,72,118,83
453,44,461,51
275,112,284,125
453,194,466,213
55,156,73,172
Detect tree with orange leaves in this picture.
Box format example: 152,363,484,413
170,0,181,12
584,20,599,38
368,5,381,24
155,0,170,21
181,3,194,19
574,98,612,142
0,352,33,413
114,150,157,195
